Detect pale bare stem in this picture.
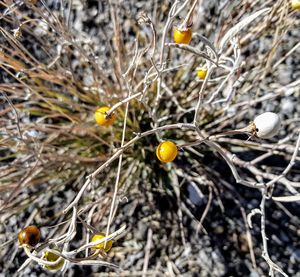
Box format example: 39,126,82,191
247,209,262,229
153,0,190,125
181,0,199,28
272,194,300,202
106,92,142,117
192,33,218,59
166,43,218,65
108,0,124,76
105,20,154,118
137,12,157,59
86,205,98,257
65,225,126,255
23,245,118,268
161,82,186,112
171,170,186,246
151,76,162,126
217,135,298,157
266,132,300,188
239,206,257,270
23,246,64,267
183,128,265,188
158,0,190,65
220,153,279,190
249,152,273,165
123,40,139,77
63,121,268,215
89,42,132,248
47,43,67,69
218,8,271,53
139,15,160,126
49,207,77,249
207,39,241,105
104,79,132,250
260,190,289,277
59,207,77,249
247,167,298,195
207,125,254,140
17,257,33,273
193,64,214,124
206,68,232,104
88,123,196,177
103,38,141,246
134,64,188,91
0,0,22,20
137,13,161,119
63,179,91,214
203,140,264,188
273,41,300,69
78,215,99,235
139,69,155,102
142,228,153,277
196,186,212,233
221,177,258,269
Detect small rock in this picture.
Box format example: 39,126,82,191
281,98,294,115
277,65,292,85
290,249,300,263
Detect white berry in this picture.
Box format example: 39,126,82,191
253,112,281,139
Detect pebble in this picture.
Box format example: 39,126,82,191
290,249,300,263
281,98,294,115
277,65,292,85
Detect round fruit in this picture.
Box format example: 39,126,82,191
253,112,281,139
197,68,207,80
18,225,41,247
91,233,113,252
44,250,65,271
156,141,178,163
94,106,116,126
291,0,300,9
173,27,192,44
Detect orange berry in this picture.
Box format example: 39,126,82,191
196,68,207,80
173,27,192,44
156,141,178,163
18,225,41,247
94,106,116,126
91,233,113,252
44,250,65,271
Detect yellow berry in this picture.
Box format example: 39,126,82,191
196,68,207,80
291,0,300,9
18,225,41,247
156,141,178,163
173,27,192,44
94,106,116,126
91,233,113,252
44,250,65,271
